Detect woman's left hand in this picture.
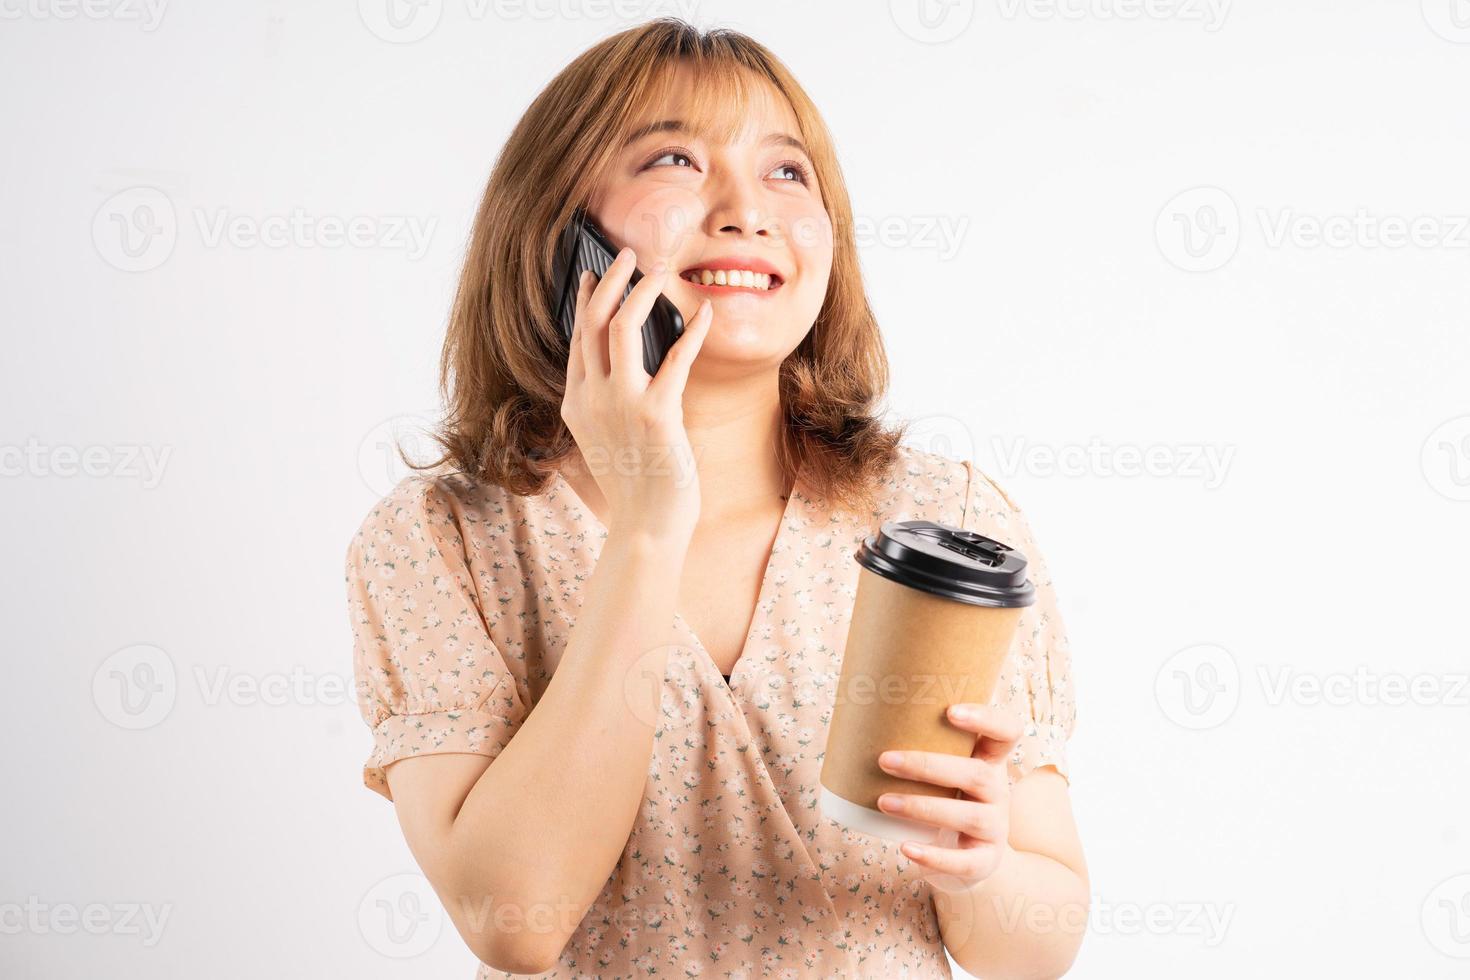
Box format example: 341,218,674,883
876,703,1022,891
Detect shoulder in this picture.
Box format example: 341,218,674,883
877,442,1023,521
877,442,967,501
346,471,521,564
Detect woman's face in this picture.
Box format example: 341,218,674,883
588,64,833,375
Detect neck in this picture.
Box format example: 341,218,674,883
681,370,791,520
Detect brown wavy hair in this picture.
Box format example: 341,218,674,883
425,17,910,515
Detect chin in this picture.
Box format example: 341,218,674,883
691,320,807,371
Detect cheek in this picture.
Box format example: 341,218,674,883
790,214,834,304
596,186,709,264
788,205,831,257
795,256,832,313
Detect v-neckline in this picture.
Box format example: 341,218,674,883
551,465,803,687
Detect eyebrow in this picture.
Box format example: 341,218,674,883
622,119,812,160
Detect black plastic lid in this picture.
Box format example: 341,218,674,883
855,520,1036,608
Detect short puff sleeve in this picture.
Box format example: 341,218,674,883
346,476,528,801
961,460,1078,785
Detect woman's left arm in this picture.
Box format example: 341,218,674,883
876,704,1088,979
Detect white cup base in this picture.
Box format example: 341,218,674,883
818,785,945,845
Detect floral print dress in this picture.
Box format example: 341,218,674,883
346,444,1077,979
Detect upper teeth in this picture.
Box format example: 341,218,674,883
681,269,776,289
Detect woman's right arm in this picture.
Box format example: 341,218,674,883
384,526,690,974
379,250,713,975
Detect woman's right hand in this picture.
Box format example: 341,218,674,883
560,245,713,542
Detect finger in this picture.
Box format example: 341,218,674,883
878,749,1005,802
567,269,592,383
646,298,712,400
946,704,1023,764
579,267,610,378
900,836,1002,878
877,792,1004,842
607,261,672,387
581,247,637,377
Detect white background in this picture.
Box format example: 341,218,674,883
3,2,1469,977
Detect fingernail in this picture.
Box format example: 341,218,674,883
878,794,902,812
903,842,925,858
951,704,978,721
619,247,634,262
652,260,668,275
879,751,904,769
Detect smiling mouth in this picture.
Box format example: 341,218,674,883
679,268,784,292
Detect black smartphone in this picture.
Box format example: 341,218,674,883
550,207,685,377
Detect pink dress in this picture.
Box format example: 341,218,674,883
346,444,1077,978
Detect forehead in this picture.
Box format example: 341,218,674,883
631,60,801,148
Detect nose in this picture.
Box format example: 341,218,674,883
702,174,775,242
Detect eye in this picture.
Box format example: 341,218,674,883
642,147,697,171
768,160,812,186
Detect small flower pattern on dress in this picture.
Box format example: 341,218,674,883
346,444,1077,979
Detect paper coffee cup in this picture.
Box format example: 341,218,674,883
819,520,1035,844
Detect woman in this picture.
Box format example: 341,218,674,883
347,18,1086,979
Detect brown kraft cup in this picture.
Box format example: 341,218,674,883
819,520,1036,844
